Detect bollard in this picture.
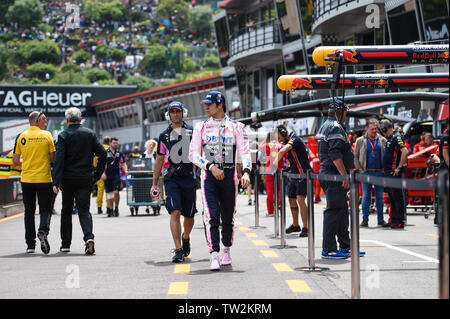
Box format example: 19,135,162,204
254,170,260,228
349,170,361,299
438,169,449,299
274,171,280,237
271,171,296,249
306,170,315,268
279,172,286,246
297,171,327,272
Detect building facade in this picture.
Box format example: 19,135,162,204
213,0,449,134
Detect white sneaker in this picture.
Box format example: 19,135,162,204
210,252,220,271
221,247,232,265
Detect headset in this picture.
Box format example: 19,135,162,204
165,101,188,121
379,119,393,134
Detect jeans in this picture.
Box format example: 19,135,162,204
361,171,385,222
22,182,53,246
61,178,94,246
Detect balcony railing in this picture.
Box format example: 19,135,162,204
229,19,281,57
313,0,355,21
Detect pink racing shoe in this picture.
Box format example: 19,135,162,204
210,253,220,271
221,247,232,265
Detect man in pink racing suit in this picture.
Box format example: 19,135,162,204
189,91,251,271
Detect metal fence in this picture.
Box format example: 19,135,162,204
254,168,449,299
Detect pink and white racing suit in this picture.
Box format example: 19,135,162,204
189,116,251,253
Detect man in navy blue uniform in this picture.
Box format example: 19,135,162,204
274,125,311,237
380,119,408,229
151,101,197,263
102,137,127,217
316,98,361,259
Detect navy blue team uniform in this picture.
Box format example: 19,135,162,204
104,148,125,193
157,123,197,217
316,116,354,257
283,132,311,198
383,131,406,228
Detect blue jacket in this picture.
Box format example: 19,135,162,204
316,116,354,172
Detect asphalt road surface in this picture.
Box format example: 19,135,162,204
0,188,440,300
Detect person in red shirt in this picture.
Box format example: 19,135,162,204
259,133,285,216
412,132,440,158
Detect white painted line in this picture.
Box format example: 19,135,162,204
361,240,438,264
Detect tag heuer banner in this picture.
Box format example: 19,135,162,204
0,85,137,117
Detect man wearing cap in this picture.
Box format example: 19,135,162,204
189,91,251,271
316,98,362,259
151,101,197,263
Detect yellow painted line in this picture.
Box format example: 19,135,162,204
252,240,268,246
174,264,190,274
425,233,439,238
272,263,293,272
0,213,24,223
286,280,312,293
238,226,251,231
260,250,279,258
168,282,188,295
235,221,243,225
245,233,257,238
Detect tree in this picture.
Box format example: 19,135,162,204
155,0,190,30
86,68,111,83
73,50,91,65
0,43,9,80
189,5,213,39
27,62,57,80
16,38,61,65
6,0,44,29
124,75,154,92
142,44,167,77
83,0,126,24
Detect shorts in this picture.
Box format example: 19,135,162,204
105,174,121,193
249,170,255,186
288,178,307,198
164,176,197,218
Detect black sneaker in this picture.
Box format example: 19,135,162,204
172,248,184,263
60,246,70,253
377,220,387,226
182,233,191,257
299,227,308,237
114,207,119,217
37,231,50,254
106,208,113,217
360,220,369,227
286,224,301,234
85,239,95,255
26,245,35,254
248,199,252,206
97,207,103,214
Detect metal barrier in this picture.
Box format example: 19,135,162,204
438,169,449,299
272,167,447,299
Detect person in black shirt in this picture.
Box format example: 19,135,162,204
151,101,197,263
380,119,408,229
274,125,311,237
53,107,106,255
316,98,357,259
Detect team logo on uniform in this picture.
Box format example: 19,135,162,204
21,137,26,145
